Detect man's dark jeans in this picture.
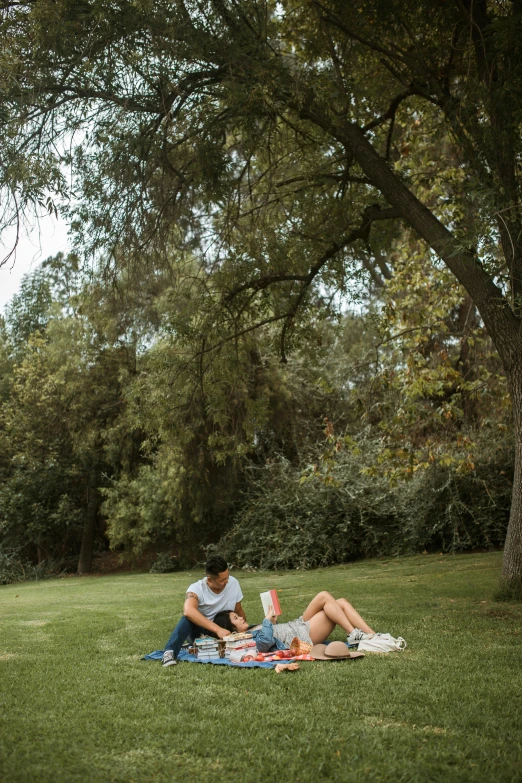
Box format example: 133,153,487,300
164,615,204,658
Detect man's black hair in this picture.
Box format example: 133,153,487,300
205,555,228,577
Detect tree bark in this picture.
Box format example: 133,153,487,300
77,468,98,575
503,368,522,592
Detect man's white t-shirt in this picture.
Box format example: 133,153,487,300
187,575,243,620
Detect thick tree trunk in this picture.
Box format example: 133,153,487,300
77,468,98,575
502,369,522,595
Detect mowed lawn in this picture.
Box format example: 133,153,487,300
1,552,521,783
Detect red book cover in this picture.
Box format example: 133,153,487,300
270,589,281,615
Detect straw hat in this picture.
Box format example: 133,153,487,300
310,641,365,661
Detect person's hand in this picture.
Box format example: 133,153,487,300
216,627,230,639
265,604,277,624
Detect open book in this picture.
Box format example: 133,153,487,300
260,589,282,616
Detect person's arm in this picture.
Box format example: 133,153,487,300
183,593,230,639
234,601,246,620
254,618,277,652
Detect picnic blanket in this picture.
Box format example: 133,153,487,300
142,649,285,668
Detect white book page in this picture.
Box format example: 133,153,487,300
260,591,272,615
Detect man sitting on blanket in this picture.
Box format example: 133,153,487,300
162,555,245,667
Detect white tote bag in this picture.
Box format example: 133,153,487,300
357,633,407,653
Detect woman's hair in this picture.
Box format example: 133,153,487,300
212,610,236,634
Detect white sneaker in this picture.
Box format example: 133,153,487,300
162,650,177,667
346,628,374,646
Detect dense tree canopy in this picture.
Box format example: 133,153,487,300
1,0,522,592
0,250,512,576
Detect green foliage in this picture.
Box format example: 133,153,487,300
99,269,309,559
2,251,511,577
0,547,43,585
0,332,87,558
0,546,78,585
3,253,81,354
148,552,181,574
102,442,241,560
0,249,513,579
0,256,134,571
215,431,512,570
103,462,180,556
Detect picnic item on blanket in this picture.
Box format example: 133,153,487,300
229,648,257,663
357,633,407,653
254,650,314,662
194,637,220,660
179,649,280,668
260,589,282,616
275,662,300,673
289,637,313,655
222,632,254,644
143,648,314,667
223,632,256,659
311,641,365,661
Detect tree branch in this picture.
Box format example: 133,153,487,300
224,204,400,305
361,90,412,134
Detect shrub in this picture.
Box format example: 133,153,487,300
149,552,181,573
0,548,47,584
213,435,511,569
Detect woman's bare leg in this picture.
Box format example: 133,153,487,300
302,592,358,637
307,610,335,644
302,592,374,633
302,591,336,621
336,598,374,635
301,592,375,642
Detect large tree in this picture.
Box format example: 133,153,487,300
2,0,522,593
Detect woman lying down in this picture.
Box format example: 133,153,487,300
213,591,377,652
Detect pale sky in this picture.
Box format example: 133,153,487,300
0,214,70,313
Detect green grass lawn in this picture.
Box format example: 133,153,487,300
1,551,521,783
